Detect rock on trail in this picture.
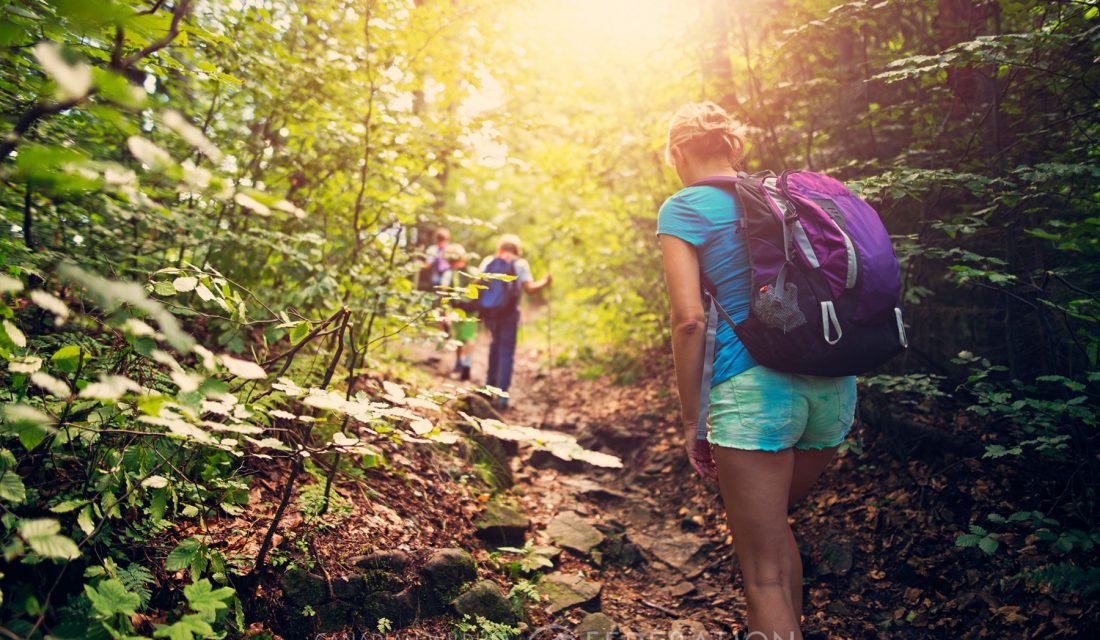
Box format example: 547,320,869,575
546,510,606,556
474,498,531,546
539,571,603,614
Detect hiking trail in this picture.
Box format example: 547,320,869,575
401,320,896,640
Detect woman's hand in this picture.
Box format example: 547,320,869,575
684,431,717,481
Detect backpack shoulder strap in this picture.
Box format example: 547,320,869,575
690,175,741,190
697,296,718,441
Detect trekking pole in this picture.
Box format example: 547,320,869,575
546,262,552,383
541,236,558,425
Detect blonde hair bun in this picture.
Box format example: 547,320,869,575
665,102,746,168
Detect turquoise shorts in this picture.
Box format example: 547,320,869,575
707,365,857,451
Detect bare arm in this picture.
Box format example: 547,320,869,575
659,235,707,440
521,273,552,294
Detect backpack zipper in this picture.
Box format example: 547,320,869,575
777,171,859,289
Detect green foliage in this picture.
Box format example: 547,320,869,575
452,613,520,640
115,562,156,609
506,578,540,614
165,537,227,584
955,523,1001,556
0,0,489,633
1012,563,1100,598
17,518,80,560
495,541,560,576
953,351,1096,461
862,374,948,408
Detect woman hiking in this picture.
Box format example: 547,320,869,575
656,102,857,639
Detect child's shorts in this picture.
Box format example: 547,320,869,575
707,365,857,451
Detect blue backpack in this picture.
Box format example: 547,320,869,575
478,257,521,317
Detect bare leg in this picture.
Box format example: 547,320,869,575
789,445,839,506
788,527,803,620
712,446,803,640
786,445,840,626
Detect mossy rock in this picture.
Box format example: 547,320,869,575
420,548,477,605
451,579,517,625
279,568,327,607
314,600,353,634
359,586,418,628
415,547,477,611
545,510,605,557
575,612,617,640
474,499,530,546
362,568,405,594
332,575,364,601
539,572,601,615
352,549,412,573
467,434,515,489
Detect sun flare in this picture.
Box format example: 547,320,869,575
519,0,699,62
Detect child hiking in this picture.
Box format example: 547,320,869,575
421,227,453,289
477,234,551,410
440,244,478,381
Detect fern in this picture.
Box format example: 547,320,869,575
1013,563,1100,598
117,563,155,608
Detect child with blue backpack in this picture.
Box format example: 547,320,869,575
476,234,552,410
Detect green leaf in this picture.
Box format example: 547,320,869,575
2,404,55,451
183,578,234,619
153,281,178,297
153,613,214,640
289,321,309,344
50,499,87,513
141,475,169,489
50,345,84,373
166,537,201,572
20,519,80,560
0,449,14,472
978,536,1000,555
149,489,167,522
59,264,194,354
0,471,26,503
77,505,95,536
955,534,981,548
84,579,140,618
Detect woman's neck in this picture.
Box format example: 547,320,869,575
681,160,738,186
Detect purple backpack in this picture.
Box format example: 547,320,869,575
696,171,908,379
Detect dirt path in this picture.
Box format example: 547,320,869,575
416,320,791,637
404,315,1090,640
411,318,745,632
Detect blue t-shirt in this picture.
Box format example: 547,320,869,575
657,182,757,387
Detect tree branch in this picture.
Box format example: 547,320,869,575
118,0,192,69
0,0,192,163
